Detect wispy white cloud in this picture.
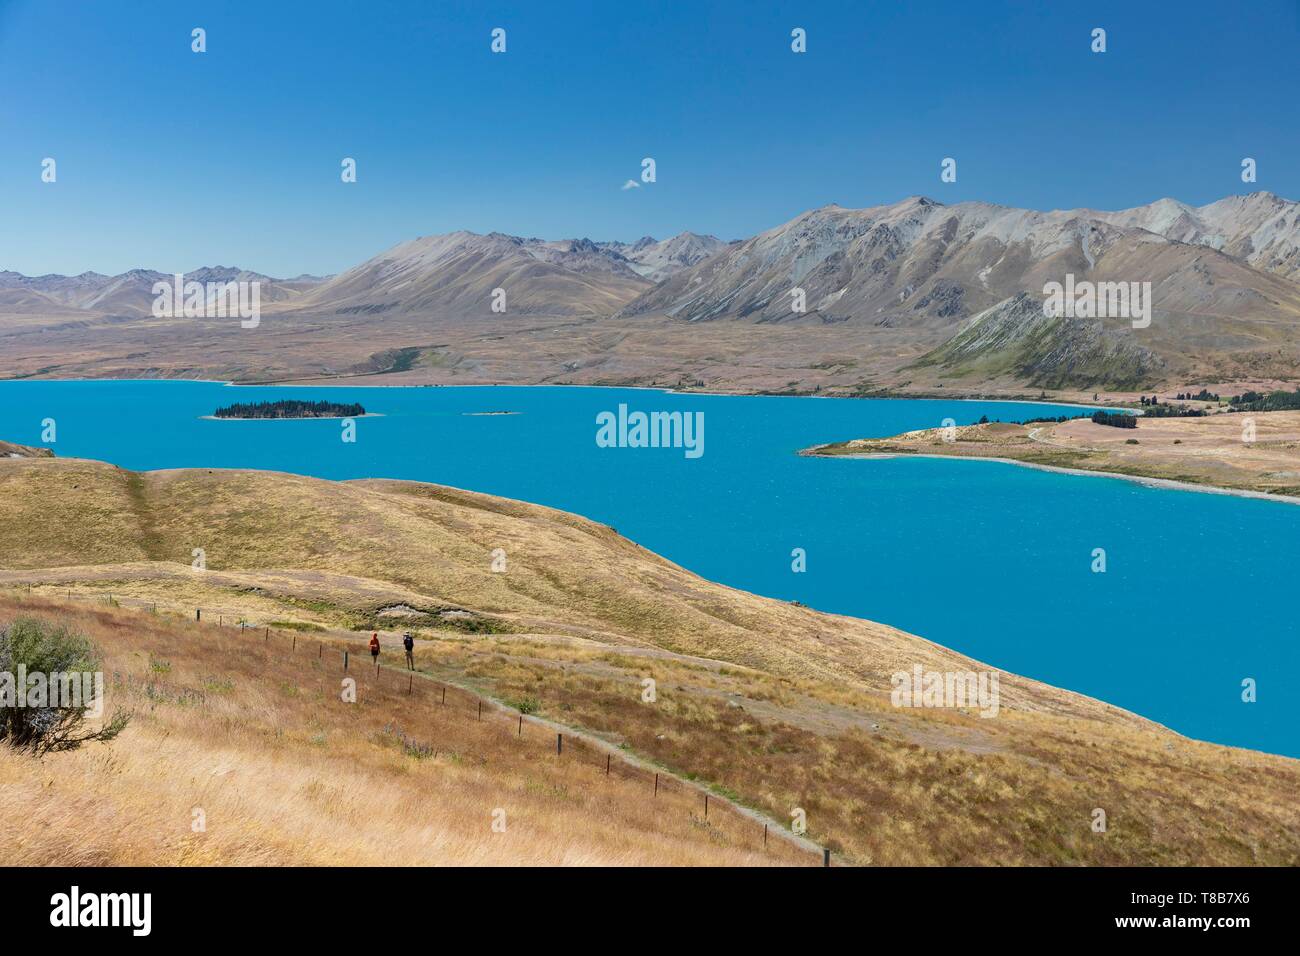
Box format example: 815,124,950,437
621,179,640,190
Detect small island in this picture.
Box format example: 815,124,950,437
212,399,367,420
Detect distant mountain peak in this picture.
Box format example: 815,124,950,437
618,192,1300,339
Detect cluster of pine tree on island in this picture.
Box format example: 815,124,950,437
212,399,366,419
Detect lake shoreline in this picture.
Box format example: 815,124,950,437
807,448,1300,507
2,379,1295,759
3,375,1123,411
228,378,1117,408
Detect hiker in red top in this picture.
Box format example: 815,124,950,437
369,633,380,662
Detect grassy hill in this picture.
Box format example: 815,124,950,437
0,439,53,459
0,595,806,865
2,453,1299,864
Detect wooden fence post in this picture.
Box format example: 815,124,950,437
654,773,659,796
823,848,830,868
318,643,323,659
441,687,446,705
292,634,297,652
764,824,768,847
704,794,709,818
408,675,413,695
557,733,563,755
196,608,201,622
518,714,522,735
605,754,610,775
344,650,349,672
477,701,482,721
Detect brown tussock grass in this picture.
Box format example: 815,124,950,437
436,640,1300,865
0,597,812,866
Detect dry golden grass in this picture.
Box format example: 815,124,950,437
3,455,1299,865
0,455,1129,715
429,635,1300,865
811,411,1300,498
0,597,812,866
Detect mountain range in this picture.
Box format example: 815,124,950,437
2,192,1298,394
622,192,1300,321
0,267,327,317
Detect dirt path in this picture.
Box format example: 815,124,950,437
460,674,832,862
1,585,833,863
1026,425,1080,450
257,619,835,862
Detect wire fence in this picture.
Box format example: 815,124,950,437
5,586,833,866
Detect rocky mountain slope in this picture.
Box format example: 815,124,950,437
0,231,728,322
910,292,1165,390
615,193,1300,388
598,232,730,281
1,194,1296,391
619,194,1300,329
290,230,725,317
1092,192,1300,281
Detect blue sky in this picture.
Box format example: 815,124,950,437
1,0,1296,277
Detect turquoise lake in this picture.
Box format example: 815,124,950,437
1,380,1294,758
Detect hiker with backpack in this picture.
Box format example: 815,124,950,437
403,632,415,670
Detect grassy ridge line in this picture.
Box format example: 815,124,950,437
0,453,1137,720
